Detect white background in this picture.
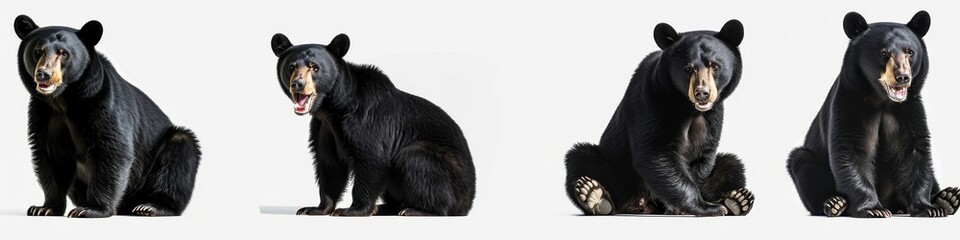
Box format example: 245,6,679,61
1,0,958,239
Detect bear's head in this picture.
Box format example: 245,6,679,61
14,15,102,98
654,20,743,112
843,11,929,103
271,33,350,116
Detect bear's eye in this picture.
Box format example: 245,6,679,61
289,65,295,71
711,64,720,71
683,66,693,73
33,49,43,57
312,66,319,72
880,51,889,58
59,49,68,59
905,48,914,55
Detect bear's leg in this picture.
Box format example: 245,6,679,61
890,151,948,218
700,153,753,216
787,147,844,216
297,156,349,215
26,106,76,217
67,132,141,218
298,119,349,216
387,143,473,216
126,126,201,217
27,139,76,217
564,143,625,215
332,153,394,217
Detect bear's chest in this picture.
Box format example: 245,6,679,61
316,112,366,162
45,106,94,182
47,103,86,154
877,112,912,154
676,115,709,160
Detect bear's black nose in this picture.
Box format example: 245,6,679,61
895,74,910,84
290,80,305,92
694,87,710,101
35,71,50,82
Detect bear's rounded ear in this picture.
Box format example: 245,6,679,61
843,11,868,39
77,20,102,47
653,23,679,50
14,15,38,40
327,33,350,58
271,33,292,57
717,19,744,47
907,10,930,38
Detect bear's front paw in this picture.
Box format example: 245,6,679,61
131,203,176,217
693,202,728,217
909,207,948,218
27,206,62,216
330,207,376,217
850,207,892,218
297,206,333,216
934,187,960,215
67,207,112,218
722,188,755,216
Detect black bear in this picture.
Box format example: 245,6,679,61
270,33,476,216
14,15,201,217
564,20,754,216
787,11,960,218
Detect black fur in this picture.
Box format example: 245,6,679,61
787,11,957,218
564,20,751,216
271,33,475,216
15,15,201,217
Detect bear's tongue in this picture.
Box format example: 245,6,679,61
296,94,309,106
892,86,908,99
294,93,311,113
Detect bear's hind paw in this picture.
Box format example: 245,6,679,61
722,188,755,216
934,187,960,215
573,176,614,215
823,196,847,217
910,207,948,218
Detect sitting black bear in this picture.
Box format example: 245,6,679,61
564,20,754,216
15,15,201,218
270,33,476,216
787,11,960,218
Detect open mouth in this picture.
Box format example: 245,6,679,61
886,84,909,102
36,82,58,94
694,101,714,111
292,92,316,115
